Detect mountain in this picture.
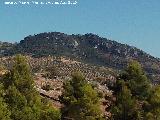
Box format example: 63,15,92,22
0,41,14,56
1,32,160,83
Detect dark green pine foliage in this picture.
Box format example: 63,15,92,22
144,85,160,120
111,80,142,120
111,61,152,120
119,60,151,100
0,84,11,120
1,54,61,120
61,72,104,120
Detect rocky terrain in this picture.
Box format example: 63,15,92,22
0,55,115,119
1,32,160,83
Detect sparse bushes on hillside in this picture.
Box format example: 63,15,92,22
42,83,53,91
43,65,59,79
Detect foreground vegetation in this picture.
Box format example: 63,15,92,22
61,72,104,120
0,55,61,120
0,55,160,120
111,61,160,120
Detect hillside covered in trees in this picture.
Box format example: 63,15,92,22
1,32,160,83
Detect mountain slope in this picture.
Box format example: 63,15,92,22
0,41,14,56
1,32,160,83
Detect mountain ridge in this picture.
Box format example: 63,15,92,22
1,32,160,83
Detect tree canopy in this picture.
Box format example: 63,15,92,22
61,72,104,120
0,54,61,120
111,61,152,120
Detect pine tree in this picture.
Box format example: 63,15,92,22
2,54,61,120
111,80,142,120
145,85,160,120
111,61,151,120
0,84,11,120
119,60,151,100
61,72,104,120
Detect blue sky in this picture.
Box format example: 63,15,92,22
0,0,160,58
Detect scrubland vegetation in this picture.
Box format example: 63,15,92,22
0,55,160,120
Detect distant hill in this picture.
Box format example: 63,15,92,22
0,41,15,56
1,32,160,83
